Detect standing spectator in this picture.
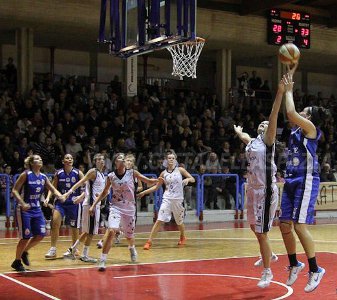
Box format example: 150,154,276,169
0,164,13,215
5,57,17,89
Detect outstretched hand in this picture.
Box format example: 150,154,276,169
136,191,145,199
282,73,294,92
233,125,243,135
286,62,298,75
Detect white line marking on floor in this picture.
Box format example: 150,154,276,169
0,273,61,300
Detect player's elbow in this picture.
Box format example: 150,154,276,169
286,110,297,121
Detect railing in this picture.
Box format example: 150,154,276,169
3,172,243,220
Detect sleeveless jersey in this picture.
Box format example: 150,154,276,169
245,134,276,187
108,169,136,216
23,171,47,209
83,169,105,206
162,167,184,200
56,168,81,204
286,127,321,178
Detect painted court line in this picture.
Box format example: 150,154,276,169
113,273,293,300
0,273,60,300
3,251,335,275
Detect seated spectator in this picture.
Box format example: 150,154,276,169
320,163,336,182
205,152,221,173
65,135,83,162
215,165,236,209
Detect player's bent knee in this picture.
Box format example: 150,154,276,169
280,221,293,234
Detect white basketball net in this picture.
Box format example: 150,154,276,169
167,37,205,80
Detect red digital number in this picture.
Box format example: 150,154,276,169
276,35,282,43
301,28,309,36
273,24,282,33
292,13,301,20
303,39,308,46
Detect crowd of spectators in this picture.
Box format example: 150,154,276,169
0,59,336,214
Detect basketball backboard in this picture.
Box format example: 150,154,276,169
98,0,197,58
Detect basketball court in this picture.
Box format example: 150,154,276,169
1,220,337,299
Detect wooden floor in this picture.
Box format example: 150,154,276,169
1,220,337,273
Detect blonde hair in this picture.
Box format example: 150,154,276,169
24,155,37,170
125,153,136,163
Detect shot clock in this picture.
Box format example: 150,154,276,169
268,9,310,49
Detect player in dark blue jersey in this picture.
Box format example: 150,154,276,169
279,69,329,292
44,154,84,259
11,155,64,272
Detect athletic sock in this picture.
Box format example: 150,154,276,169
288,253,298,267
82,246,89,257
308,257,318,273
101,253,107,261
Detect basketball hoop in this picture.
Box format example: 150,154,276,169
167,37,205,80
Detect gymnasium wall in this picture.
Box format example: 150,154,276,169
3,43,336,95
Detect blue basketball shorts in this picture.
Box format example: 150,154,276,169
55,202,82,228
16,207,46,239
279,175,320,224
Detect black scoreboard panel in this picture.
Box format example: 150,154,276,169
268,9,310,49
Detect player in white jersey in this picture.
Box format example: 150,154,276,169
62,153,106,262
233,79,285,288
96,153,143,248
139,149,195,250
89,153,159,271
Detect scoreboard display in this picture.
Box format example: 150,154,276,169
268,9,311,49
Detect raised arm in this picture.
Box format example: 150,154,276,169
263,80,285,146
283,73,316,138
233,125,252,145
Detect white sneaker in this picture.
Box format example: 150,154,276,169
286,261,305,286
45,247,56,259
80,256,97,263
63,248,75,259
97,240,103,249
304,267,325,292
254,253,279,267
257,269,273,288
45,220,51,230
129,247,138,262
98,259,106,272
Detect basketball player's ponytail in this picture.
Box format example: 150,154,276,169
24,155,34,170
310,106,331,125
